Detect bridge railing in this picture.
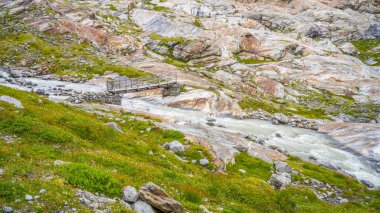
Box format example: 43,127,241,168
106,73,178,93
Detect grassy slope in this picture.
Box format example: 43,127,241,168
0,15,150,79
0,86,379,212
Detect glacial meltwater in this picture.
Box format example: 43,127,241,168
1,70,379,188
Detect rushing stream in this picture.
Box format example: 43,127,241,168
1,70,379,188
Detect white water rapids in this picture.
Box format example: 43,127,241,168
0,70,379,188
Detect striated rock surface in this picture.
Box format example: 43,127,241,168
139,182,184,213
319,123,380,165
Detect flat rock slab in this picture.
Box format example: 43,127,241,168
0,95,24,109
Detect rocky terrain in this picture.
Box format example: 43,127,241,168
0,0,380,212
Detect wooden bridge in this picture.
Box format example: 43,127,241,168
106,74,179,94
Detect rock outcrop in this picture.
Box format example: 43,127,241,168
139,182,184,213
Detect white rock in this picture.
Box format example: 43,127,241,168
2,206,13,213
53,160,70,166
163,140,185,153
238,169,246,174
199,158,209,166
132,201,155,213
122,186,139,203
25,195,33,201
339,42,357,55
105,122,123,133
39,189,46,194
274,161,292,174
0,96,24,109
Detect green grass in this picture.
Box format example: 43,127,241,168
107,4,118,11
236,55,278,64
0,86,379,212
239,82,380,120
192,18,204,29
352,39,380,66
59,163,123,197
0,16,150,79
150,33,188,45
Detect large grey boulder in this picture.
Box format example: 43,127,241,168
10,70,22,78
132,201,155,213
274,161,292,174
270,173,291,189
0,96,24,109
139,182,183,213
122,186,139,203
105,122,123,133
163,140,185,153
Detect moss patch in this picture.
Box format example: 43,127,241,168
352,39,380,66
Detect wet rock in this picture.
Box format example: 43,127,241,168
199,158,210,166
163,140,185,153
0,96,24,109
35,89,45,95
206,118,216,122
361,180,375,188
270,173,291,189
10,70,22,78
274,161,292,174
105,122,123,133
132,201,155,213
122,186,139,203
206,122,215,126
139,182,184,213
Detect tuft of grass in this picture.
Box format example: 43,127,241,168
192,18,204,29
59,163,123,197
107,4,118,11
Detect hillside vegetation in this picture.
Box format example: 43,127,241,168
0,86,379,212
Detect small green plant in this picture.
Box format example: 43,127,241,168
192,18,204,29
107,4,118,11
